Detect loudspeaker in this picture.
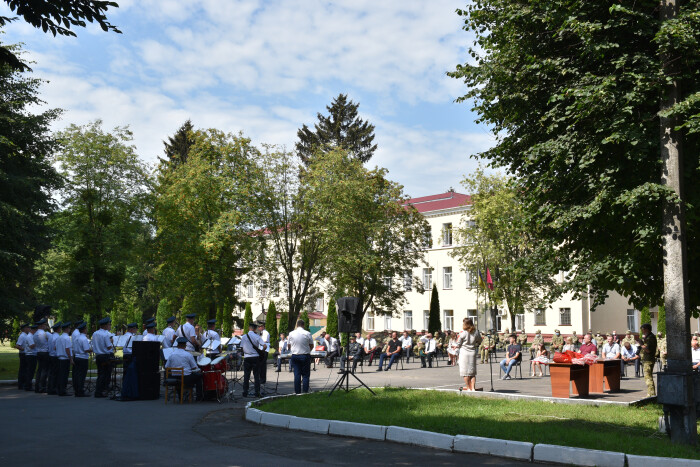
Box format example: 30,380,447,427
132,341,160,374
337,297,362,333
137,372,160,400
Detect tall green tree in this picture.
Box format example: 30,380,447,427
305,149,429,321
278,311,289,337
0,41,61,336
35,121,151,323
325,299,338,339
300,310,309,328
222,298,233,337
160,119,194,171
658,305,667,335
428,284,441,334
266,301,279,349
243,302,253,331
156,298,170,331
296,94,377,166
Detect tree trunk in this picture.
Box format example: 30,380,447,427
659,0,697,445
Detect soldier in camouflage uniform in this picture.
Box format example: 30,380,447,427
622,329,637,347
595,332,605,354
530,330,544,359
656,332,667,370
571,331,580,348
639,323,657,396
517,331,528,357
479,332,492,363
550,329,564,353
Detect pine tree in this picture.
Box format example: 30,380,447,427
640,306,651,329
156,298,170,330
326,299,338,339
428,284,442,334
266,301,279,350
658,304,666,336
279,311,289,335
222,299,233,337
243,302,253,331
300,310,310,328
161,119,194,170
296,94,377,166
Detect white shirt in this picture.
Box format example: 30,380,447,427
48,332,59,357
181,322,196,352
122,332,135,355
24,332,37,356
73,333,91,359
260,329,270,352
56,333,71,360
143,332,159,342
324,336,339,353
278,338,290,355
288,327,313,355
162,327,176,349
165,348,199,375
621,345,637,359
421,336,436,353
240,331,264,358
16,332,27,353
363,338,377,352
34,329,49,353
143,329,149,336
204,329,221,354
692,347,700,364
92,328,113,355
356,336,365,347
603,342,620,359
72,328,80,341
399,335,413,348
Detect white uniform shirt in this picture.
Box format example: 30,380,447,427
122,331,135,355
288,327,313,355
34,329,49,353
356,336,365,348
692,347,700,364
71,328,80,341
73,333,91,359
16,332,27,353
399,335,413,349
143,332,159,342
92,329,113,355
181,322,196,352
203,329,221,355
421,336,436,353
603,342,620,359
260,329,270,352
162,327,176,349
56,333,71,360
363,338,377,353
143,329,149,336
24,332,37,356
165,348,199,375
48,332,59,357
240,331,264,358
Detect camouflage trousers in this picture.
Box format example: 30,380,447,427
479,348,488,363
643,360,655,396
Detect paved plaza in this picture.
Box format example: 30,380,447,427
0,355,656,466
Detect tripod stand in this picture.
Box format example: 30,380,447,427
328,342,375,397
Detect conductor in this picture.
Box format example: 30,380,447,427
288,319,314,394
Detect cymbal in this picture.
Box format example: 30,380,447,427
189,351,201,357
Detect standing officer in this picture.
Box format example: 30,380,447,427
143,322,159,341
33,318,50,393
179,313,199,352
47,321,61,395
55,322,73,396
639,323,657,397
550,329,564,353
72,322,92,397
162,316,177,349
517,331,528,354
656,332,667,370
122,323,137,370
92,317,114,398
14,323,30,390
288,319,314,394
24,324,38,391
240,322,264,398
71,321,83,341
143,317,155,336
203,319,221,357
480,331,492,363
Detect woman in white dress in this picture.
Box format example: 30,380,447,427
447,334,459,366
456,318,482,391
531,342,550,377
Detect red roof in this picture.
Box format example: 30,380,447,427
405,191,471,213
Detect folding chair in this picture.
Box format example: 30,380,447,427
499,360,523,379
164,367,192,404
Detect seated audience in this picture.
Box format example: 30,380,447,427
531,342,549,377
602,334,621,360
499,334,521,379
420,333,437,368
399,331,413,360
579,333,598,355
339,335,363,373
562,336,576,353
621,341,640,377
377,332,402,371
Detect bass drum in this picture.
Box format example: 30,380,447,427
202,370,226,395
211,355,228,372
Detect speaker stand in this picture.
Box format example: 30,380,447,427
328,341,375,397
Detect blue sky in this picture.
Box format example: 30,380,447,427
1,0,494,197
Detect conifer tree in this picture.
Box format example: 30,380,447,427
428,284,442,334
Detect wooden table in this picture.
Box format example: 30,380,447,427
588,359,621,394
549,362,590,398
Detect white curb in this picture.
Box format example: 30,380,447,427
533,444,625,467
259,411,294,429
244,407,262,424
453,434,533,461
287,416,330,434
385,426,454,451
627,454,700,467
328,420,387,440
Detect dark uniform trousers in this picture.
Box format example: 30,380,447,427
243,356,261,396
17,353,26,390
47,356,59,394
24,354,37,390
123,354,133,374
256,355,267,386
35,352,50,392
57,358,71,395
183,373,204,401
95,353,112,396
72,358,89,396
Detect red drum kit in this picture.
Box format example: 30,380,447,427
197,354,228,399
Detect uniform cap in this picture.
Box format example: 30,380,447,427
146,322,156,329
176,337,188,345
30,324,38,329
74,320,84,327
52,322,62,330
606,333,612,337
248,321,258,329
166,316,176,324
62,321,72,328
207,319,217,325
98,317,111,325
127,323,138,329
554,329,560,333
77,322,87,330
35,318,47,325
21,323,31,328
535,329,541,333
626,329,633,334
185,313,197,319
144,317,155,324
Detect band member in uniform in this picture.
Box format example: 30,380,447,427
33,318,50,393
56,322,73,396
122,323,138,370
47,322,61,395
143,322,159,341
71,321,83,341
203,319,221,357
92,317,114,398
241,322,264,398
162,316,177,349
288,319,314,394
257,321,269,394
72,322,92,397
179,313,199,352
14,323,30,390
165,337,203,401
24,324,38,391
143,317,155,336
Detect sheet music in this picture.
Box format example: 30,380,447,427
220,337,230,346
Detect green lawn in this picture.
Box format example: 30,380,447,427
260,387,700,460
0,342,20,380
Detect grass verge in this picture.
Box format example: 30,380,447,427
260,387,700,460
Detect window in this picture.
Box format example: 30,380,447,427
444,310,454,330
247,282,254,298
496,315,502,331
515,314,525,331
535,308,546,326
366,312,375,331
627,309,638,332
235,283,242,297
403,271,412,292
467,268,479,289
559,308,571,326
443,267,452,289
384,315,392,331
423,310,430,330
423,230,432,249
260,280,268,297
404,311,413,330
442,223,453,246
422,268,432,290
384,276,392,291
316,297,323,312
467,309,477,319
272,281,280,297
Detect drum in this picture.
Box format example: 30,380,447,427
211,355,228,372
197,356,212,370
202,370,226,393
